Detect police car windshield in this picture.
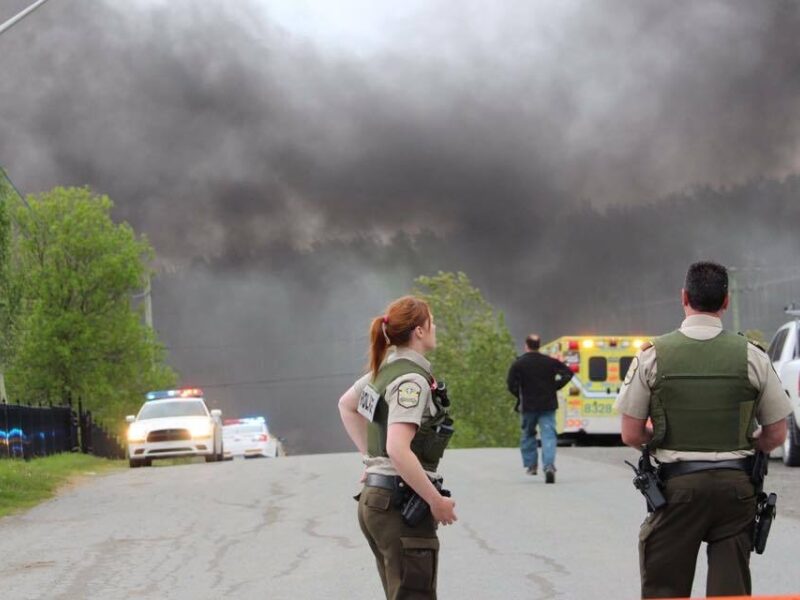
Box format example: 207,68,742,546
138,400,207,420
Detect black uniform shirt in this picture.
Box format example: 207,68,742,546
506,351,574,412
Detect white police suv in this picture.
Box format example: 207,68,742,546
126,388,224,468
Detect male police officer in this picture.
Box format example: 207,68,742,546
615,261,791,599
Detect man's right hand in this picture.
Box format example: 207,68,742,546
431,496,458,526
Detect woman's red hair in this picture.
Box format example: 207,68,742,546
368,296,431,379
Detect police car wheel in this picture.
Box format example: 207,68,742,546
128,458,142,469
783,413,800,467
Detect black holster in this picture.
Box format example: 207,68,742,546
400,478,450,527
750,451,777,555
625,445,667,512
753,492,777,554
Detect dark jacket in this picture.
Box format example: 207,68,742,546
506,351,574,412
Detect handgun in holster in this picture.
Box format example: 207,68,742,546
625,445,667,512
750,450,777,555
400,478,451,527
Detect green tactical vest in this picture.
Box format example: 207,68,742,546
366,358,451,472
649,330,759,452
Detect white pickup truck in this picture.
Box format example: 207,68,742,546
766,307,800,466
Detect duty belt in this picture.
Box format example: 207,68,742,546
659,457,753,481
364,473,401,490
364,472,441,490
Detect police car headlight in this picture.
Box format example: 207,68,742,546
189,421,213,438
127,424,147,443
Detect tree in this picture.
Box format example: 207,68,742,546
5,187,175,422
744,329,768,349
414,271,518,447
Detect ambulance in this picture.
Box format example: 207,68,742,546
543,335,648,441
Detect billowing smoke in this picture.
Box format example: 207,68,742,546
2,0,800,452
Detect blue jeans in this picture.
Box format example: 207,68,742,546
520,410,557,469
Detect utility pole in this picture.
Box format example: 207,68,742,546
0,0,54,37
144,272,153,329
729,268,741,334
134,271,156,368
132,271,154,329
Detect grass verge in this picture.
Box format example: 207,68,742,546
0,453,124,518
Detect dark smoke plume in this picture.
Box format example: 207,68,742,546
2,0,800,452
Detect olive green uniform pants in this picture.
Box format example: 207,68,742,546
638,469,756,599
357,485,439,600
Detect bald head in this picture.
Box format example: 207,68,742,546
525,334,541,351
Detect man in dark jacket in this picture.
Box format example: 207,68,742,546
507,334,574,483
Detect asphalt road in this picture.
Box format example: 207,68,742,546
0,448,798,599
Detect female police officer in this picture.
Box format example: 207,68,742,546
338,295,457,600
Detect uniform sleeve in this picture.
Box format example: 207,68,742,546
613,346,657,419
349,373,371,400
385,373,433,426
747,345,793,425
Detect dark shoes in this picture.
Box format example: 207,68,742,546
526,465,555,482
544,466,556,484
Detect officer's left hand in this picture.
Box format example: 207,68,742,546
432,496,458,526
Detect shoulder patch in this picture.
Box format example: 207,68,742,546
747,339,767,353
396,381,422,408
641,342,653,351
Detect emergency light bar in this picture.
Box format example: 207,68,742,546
241,416,265,422
223,416,266,426
145,388,204,401
564,337,647,352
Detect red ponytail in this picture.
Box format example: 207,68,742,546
368,296,431,378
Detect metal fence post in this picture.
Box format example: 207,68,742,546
1,401,8,459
